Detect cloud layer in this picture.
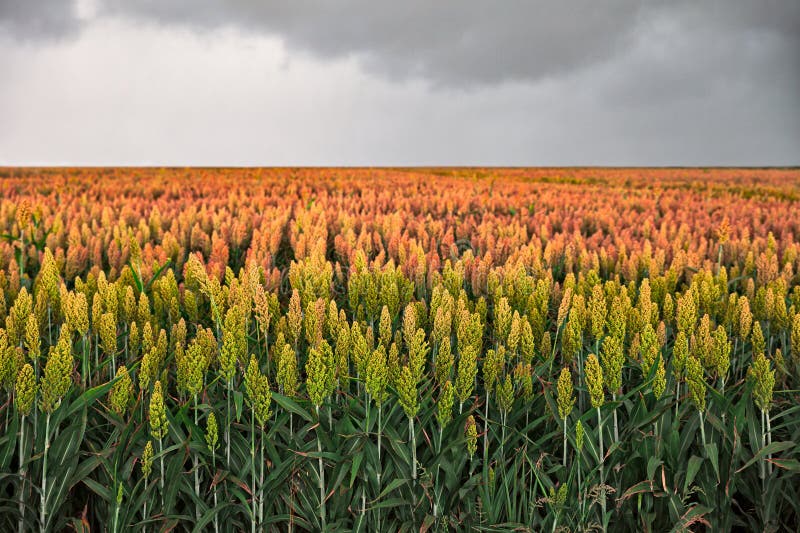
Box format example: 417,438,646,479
1,0,798,165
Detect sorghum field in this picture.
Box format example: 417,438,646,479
0,167,799,532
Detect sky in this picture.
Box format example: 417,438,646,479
1,1,798,166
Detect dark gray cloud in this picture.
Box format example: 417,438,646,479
97,1,646,86
0,0,82,41
0,1,798,165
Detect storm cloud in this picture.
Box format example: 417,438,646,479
0,0,798,165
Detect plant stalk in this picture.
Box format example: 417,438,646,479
40,413,50,532
18,415,26,533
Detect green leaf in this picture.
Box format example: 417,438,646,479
350,452,364,488
234,390,244,423
272,392,313,423
65,380,116,419
704,442,719,482
647,456,662,481
683,455,703,495
736,441,796,473
769,458,800,473
377,478,408,499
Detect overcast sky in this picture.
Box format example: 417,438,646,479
1,1,798,166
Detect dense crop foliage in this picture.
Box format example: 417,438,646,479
0,167,799,531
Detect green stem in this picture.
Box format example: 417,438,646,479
194,395,200,523
598,407,605,527
18,415,26,533
259,428,265,527
316,406,326,530
699,411,706,447
211,445,219,533
251,410,256,533
377,404,382,532
483,391,490,469
158,438,164,506
113,485,121,533
143,478,148,530
40,413,50,532
563,417,567,468
226,379,232,467
766,410,772,476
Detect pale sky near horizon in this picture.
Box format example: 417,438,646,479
1,1,798,166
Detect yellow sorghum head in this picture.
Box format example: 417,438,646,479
387,341,401,388
686,356,706,413
303,298,324,347
662,293,675,326
351,323,368,378
408,328,429,385
7,287,32,346
520,317,535,365
24,313,40,362
773,349,786,378
397,365,419,419
507,311,521,356
206,411,219,452
738,296,752,340
109,365,134,416
482,348,504,393
494,297,512,346
99,312,117,356
319,339,336,397
672,331,689,380
435,336,453,386
70,292,89,337
286,290,302,347
606,295,627,342
379,305,392,349
677,292,697,336
585,353,604,409
0,332,18,391
562,314,581,365
640,323,660,376
653,357,666,399
433,307,452,349
751,321,765,358
436,380,454,428
712,325,731,380
600,334,624,395
245,355,272,427
219,304,246,382
589,284,607,341
465,415,478,459
334,322,351,381
497,374,514,414
748,352,774,412
14,363,36,416
366,345,388,406
141,440,154,479
40,330,72,414
402,302,417,349
455,345,478,406
540,331,551,361
277,342,298,397
556,367,575,420
306,343,328,408
557,287,573,329
149,380,168,440
514,362,534,403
